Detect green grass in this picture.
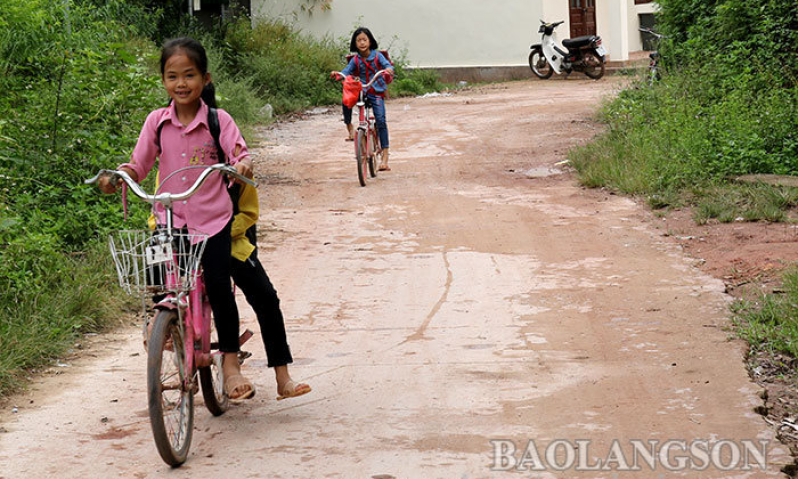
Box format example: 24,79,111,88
0,243,133,397
732,268,798,359
691,183,798,225
569,76,798,221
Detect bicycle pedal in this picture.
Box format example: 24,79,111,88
238,328,254,346
238,350,252,365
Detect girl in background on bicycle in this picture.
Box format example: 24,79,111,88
98,37,257,401
332,27,394,171
229,181,311,400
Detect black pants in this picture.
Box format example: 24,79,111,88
342,102,353,125
231,250,293,368
201,222,241,353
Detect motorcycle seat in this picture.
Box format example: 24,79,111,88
562,36,596,49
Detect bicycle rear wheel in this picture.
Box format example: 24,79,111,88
356,129,367,187
148,310,194,467
199,318,228,416
367,128,379,178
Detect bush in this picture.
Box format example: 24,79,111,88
220,18,343,114
0,0,158,396
570,0,798,215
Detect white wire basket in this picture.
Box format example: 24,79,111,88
109,229,208,295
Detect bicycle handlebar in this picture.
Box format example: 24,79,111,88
639,27,664,39
332,69,391,91
85,163,256,209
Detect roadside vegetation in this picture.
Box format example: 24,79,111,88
733,267,798,359
0,0,444,397
569,0,798,368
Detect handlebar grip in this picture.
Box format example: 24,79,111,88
218,164,257,188
84,169,119,185
237,176,257,188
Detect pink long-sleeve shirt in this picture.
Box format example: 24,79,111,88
121,100,249,238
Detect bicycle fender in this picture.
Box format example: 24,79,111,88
530,44,542,50
154,296,177,311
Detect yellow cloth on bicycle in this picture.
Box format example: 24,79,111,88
231,183,258,262
147,172,258,261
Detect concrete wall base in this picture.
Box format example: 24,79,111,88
413,66,533,84
411,62,641,83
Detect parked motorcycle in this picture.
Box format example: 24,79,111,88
529,20,607,80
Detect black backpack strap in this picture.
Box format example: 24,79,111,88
208,107,226,165
155,121,166,154
209,108,250,245
209,106,238,206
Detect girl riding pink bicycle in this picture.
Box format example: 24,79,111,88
95,37,310,465
332,27,394,171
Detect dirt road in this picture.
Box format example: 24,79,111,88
1,78,792,478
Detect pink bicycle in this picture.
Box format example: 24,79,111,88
86,164,255,466
334,69,390,186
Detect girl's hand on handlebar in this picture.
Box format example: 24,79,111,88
98,167,136,194
330,71,344,81
234,159,253,184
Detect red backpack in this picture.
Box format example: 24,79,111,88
346,50,394,80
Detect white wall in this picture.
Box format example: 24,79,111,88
628,1,660,51
253,0,543,68
252,0,656,68
596,0,629,61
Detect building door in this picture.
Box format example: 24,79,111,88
569,0,597,38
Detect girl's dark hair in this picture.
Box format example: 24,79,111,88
160,37,217,108
349,27,378,53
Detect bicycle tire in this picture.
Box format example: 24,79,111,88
356,129,367,187
199,319,228,417
148,310,194,467
367,128,379,178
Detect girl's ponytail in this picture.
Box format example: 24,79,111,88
202,82,218,109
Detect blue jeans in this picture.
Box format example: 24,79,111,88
342,94,389,149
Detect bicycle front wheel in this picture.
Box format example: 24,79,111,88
367,128,379,178
148,310,194,467
356,128,367,187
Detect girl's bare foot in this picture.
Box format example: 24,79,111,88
378,147,390,171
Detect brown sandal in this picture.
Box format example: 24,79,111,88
226,373,256,402
276,380,311,401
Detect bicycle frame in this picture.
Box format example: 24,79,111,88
355,91,379,158
639,27,664,83
87,164,256,390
